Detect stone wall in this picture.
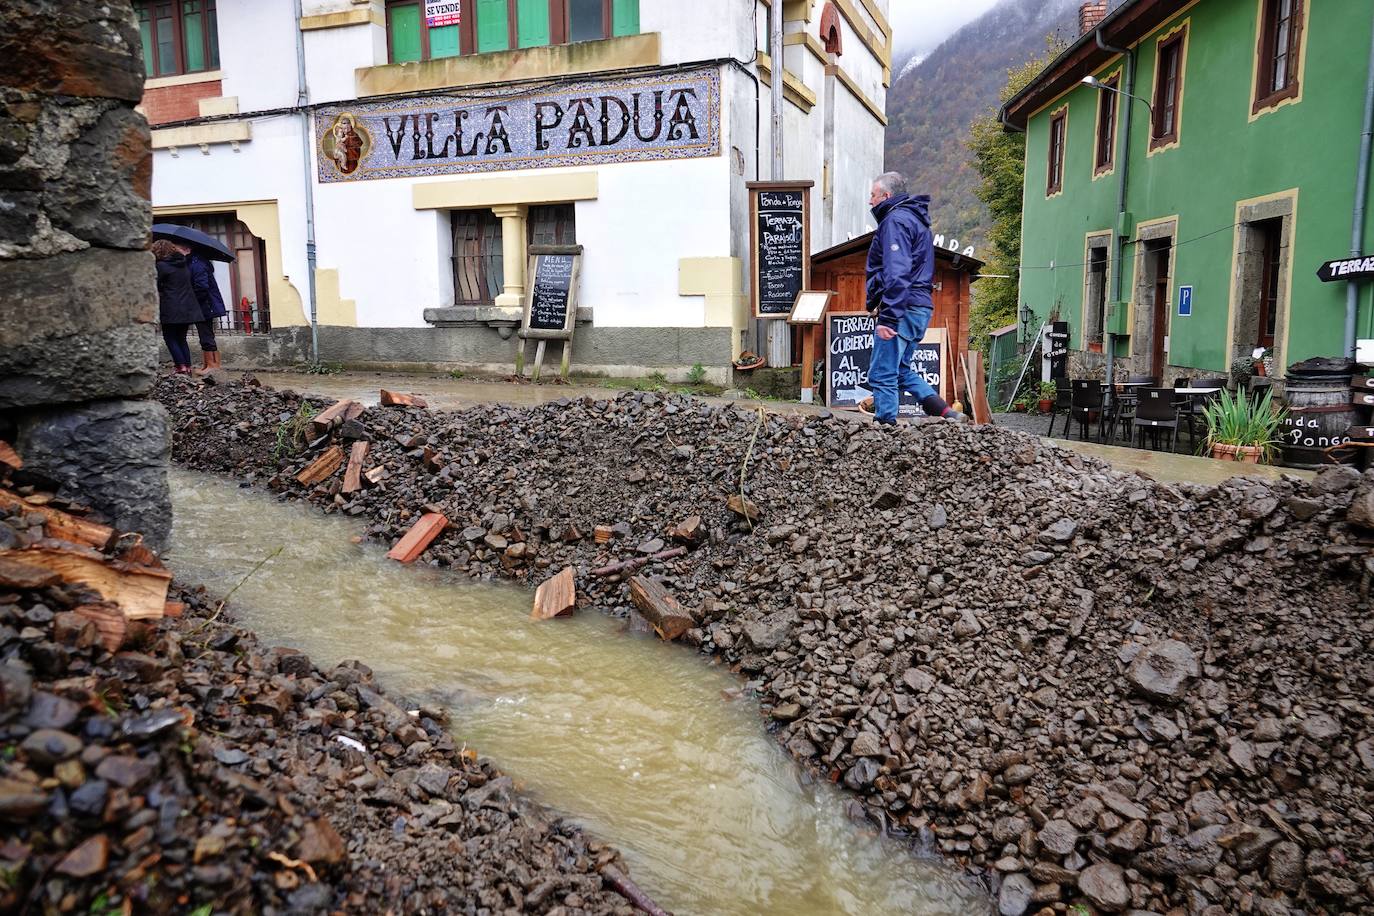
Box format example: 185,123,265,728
0,1,170,548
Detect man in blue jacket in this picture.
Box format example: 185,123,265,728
865,172,963,424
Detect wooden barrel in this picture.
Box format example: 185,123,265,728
1279,359,1359,469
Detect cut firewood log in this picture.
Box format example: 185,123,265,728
0,555,60,589
310,399,362,438
628,575,696,641
726,494,761,522
379,389,429,408
670,515,706,546
363,466,386,488
530,567,577,620
594,525,614,544
386,512,449,563
0,490,116,550
296,446,345,487
117,542,164,569
4,547,171,620
73,602,128,652
342,441,369,494
0,441,21,470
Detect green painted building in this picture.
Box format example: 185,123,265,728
1001,0,1374,382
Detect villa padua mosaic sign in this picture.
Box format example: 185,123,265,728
316,67,720,182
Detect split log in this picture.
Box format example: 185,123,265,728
73,602,128,652
669,515,706,546
530,567,576,620
342,441,369,494
5,547,171,620
726,494,761,522
363,466,386,487
310,399,362,438
0,555,60,589
117,542,164,569
593,525,615,544
379,389,429,408
591,546,686,578
386,512,449,563
628,575,695,641
599,865,672,916
0,441,21,470
0,490,116,550
296,446,345,487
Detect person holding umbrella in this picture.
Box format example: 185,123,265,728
151,224,235,370
151,239,203,374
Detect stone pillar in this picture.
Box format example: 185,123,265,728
492,204,529,309
0,0,171,549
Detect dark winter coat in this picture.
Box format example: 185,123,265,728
865,193,935,330
188,252,228,319
156,254,204,325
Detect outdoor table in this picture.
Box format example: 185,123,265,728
1177,387,1222,395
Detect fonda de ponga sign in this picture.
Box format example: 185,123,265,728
316,67,720,183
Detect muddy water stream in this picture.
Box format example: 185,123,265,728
166,470,988,915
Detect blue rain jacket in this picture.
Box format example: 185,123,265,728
865,194,934,330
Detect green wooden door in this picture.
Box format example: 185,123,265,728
612,0,639,37
429,24,460,58
517,0,550,48
476,0,510,53
389,2,423,62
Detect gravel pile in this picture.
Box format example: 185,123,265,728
158,375,1374,915
0,487,639,913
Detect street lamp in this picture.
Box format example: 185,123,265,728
1081,75,1154,118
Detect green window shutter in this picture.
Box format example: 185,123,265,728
181,1,205,71
429,24,460,58
389,3,422,62
612,0,639,37
517,0,550,48
476,0,510,53
137,4,156,76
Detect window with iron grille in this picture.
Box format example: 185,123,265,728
157,213,271,334
451,210,505,305
1254,0,1302,112
385,0,639,62
135,0,219,77
528,204,576,246
1151,28,1186,148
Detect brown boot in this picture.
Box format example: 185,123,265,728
203,350,220,370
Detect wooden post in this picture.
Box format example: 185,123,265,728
342,441,369,494
628,575,696,640
531,567,577,620
386,512,449,564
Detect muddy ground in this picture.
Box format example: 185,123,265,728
157,375,1373,915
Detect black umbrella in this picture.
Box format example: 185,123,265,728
151,223,235,262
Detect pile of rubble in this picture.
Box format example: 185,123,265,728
0,455,644,913
158,376,1374,915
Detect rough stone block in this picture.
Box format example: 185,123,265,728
0,1,144,102
47,106,151,249
0,248,158,407
15,399,170,550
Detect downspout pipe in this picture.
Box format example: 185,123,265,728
294,0,320,365
1097,26,1133,403
1348,12,1374,358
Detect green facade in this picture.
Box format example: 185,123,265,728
1016,0,1374,377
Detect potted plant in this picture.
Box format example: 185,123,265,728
1201,388,1287,463
1037,380,1057,414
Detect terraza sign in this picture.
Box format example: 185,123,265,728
1317,255,1374,283
316,68,720,182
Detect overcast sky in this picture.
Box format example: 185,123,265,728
890,0,1003,62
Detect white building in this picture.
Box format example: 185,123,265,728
140,0,892,381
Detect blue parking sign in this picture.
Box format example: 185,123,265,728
1178,285,1193,317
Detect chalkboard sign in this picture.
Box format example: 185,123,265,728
749,181,812,318
521,245,582,340
1047,321,1070,380
825,312,946,417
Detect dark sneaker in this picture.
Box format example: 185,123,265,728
943,410,969,423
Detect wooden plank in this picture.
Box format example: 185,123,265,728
0,490,116,550
4,547,170,620
342,441,369,494
386,512,449,563
310,399,361,438
72,602,127,653
1353,391,1374,408
296,446,345,487
0,441,21,470
530,567,576,620
628,575,696,641
1352,376,1374,390
967,350,993,425
379,390,429,408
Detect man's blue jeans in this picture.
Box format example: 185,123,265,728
869,306,936,423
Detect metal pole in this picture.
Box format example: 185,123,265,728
294,0,320,365
765,0,790,368
1098,28,1134,405
1347,10,1374,358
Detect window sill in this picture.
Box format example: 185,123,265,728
424,305,593,330
357,33,661,98
145,70,223,90
151,120,251,151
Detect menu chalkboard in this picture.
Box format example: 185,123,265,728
521,245,581,340
824,312,946,417
749,182,811,318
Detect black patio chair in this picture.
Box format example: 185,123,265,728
1106,376,1157,442
1133,387,1182,452
1070,379,1105,442
1045,378,1073,438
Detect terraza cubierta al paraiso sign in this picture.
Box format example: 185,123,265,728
316,68,721,182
